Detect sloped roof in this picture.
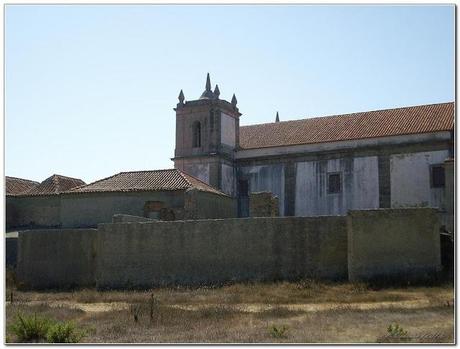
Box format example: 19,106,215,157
65,169,227,196
22,174,86,196
239,102,454,149
6,176,39,195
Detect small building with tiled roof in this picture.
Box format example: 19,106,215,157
6,176,39,195
173,75,454,221
21,174,86,196
7,169,235,229
6,174,86,229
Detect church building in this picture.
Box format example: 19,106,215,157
173,74,454,219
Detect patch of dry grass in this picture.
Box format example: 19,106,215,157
5,280,454,344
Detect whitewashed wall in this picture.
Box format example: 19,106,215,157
390,150,449,208
239,164,285,216
295,157,379,216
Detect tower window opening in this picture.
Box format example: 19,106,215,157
193,122,201,148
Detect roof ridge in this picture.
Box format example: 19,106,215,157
66,172,123,192
118,168,177,174
241,101,455,128
5,176,39,184
49,174,85,181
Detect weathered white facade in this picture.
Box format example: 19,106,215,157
172,75,454,218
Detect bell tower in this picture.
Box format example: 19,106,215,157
172,73,241,197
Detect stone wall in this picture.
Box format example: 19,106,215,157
95,216,348,288
17,229,97,289
16,208,441,289
249,192,279,217
347,208,441,282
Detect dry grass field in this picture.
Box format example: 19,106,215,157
5,277,454,344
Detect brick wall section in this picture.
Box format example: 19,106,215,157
347,208,441,282
249,192,280,217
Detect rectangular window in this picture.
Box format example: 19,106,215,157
327,173,342,194
431,165,445,188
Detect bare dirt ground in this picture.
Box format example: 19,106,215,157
5,280,454,344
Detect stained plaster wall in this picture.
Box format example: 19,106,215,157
390,150,449,208
295,156,379,216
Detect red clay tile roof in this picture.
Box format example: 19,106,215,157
239,102,454,149
65,169,228,196
21,174,86,196
6,176,39,195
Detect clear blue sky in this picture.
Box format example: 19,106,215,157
5,5,454,184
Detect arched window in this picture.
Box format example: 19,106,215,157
193,121,201,148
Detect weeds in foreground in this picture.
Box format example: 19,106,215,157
376,323,410,343
9,313,85,343
46,321,85,343
269,324,288,339
387,323,408,337
10,313,51,342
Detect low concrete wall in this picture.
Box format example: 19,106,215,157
17,229,97,289
96,216,348,288
15,208,442,289
347,208,441,282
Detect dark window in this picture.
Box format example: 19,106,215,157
327,173,342,194
238,180,249,197
431,165,445,188
193,122,201,148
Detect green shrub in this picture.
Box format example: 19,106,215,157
269,324,288,339
10,313,52,343
387,323,408,337
46,322,84,343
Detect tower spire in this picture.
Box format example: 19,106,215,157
206,73,211,91
178,89,185,105
231,94,237,107
214,84,220,99
275,111,280,123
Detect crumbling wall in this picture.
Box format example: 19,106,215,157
249,192,279,217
